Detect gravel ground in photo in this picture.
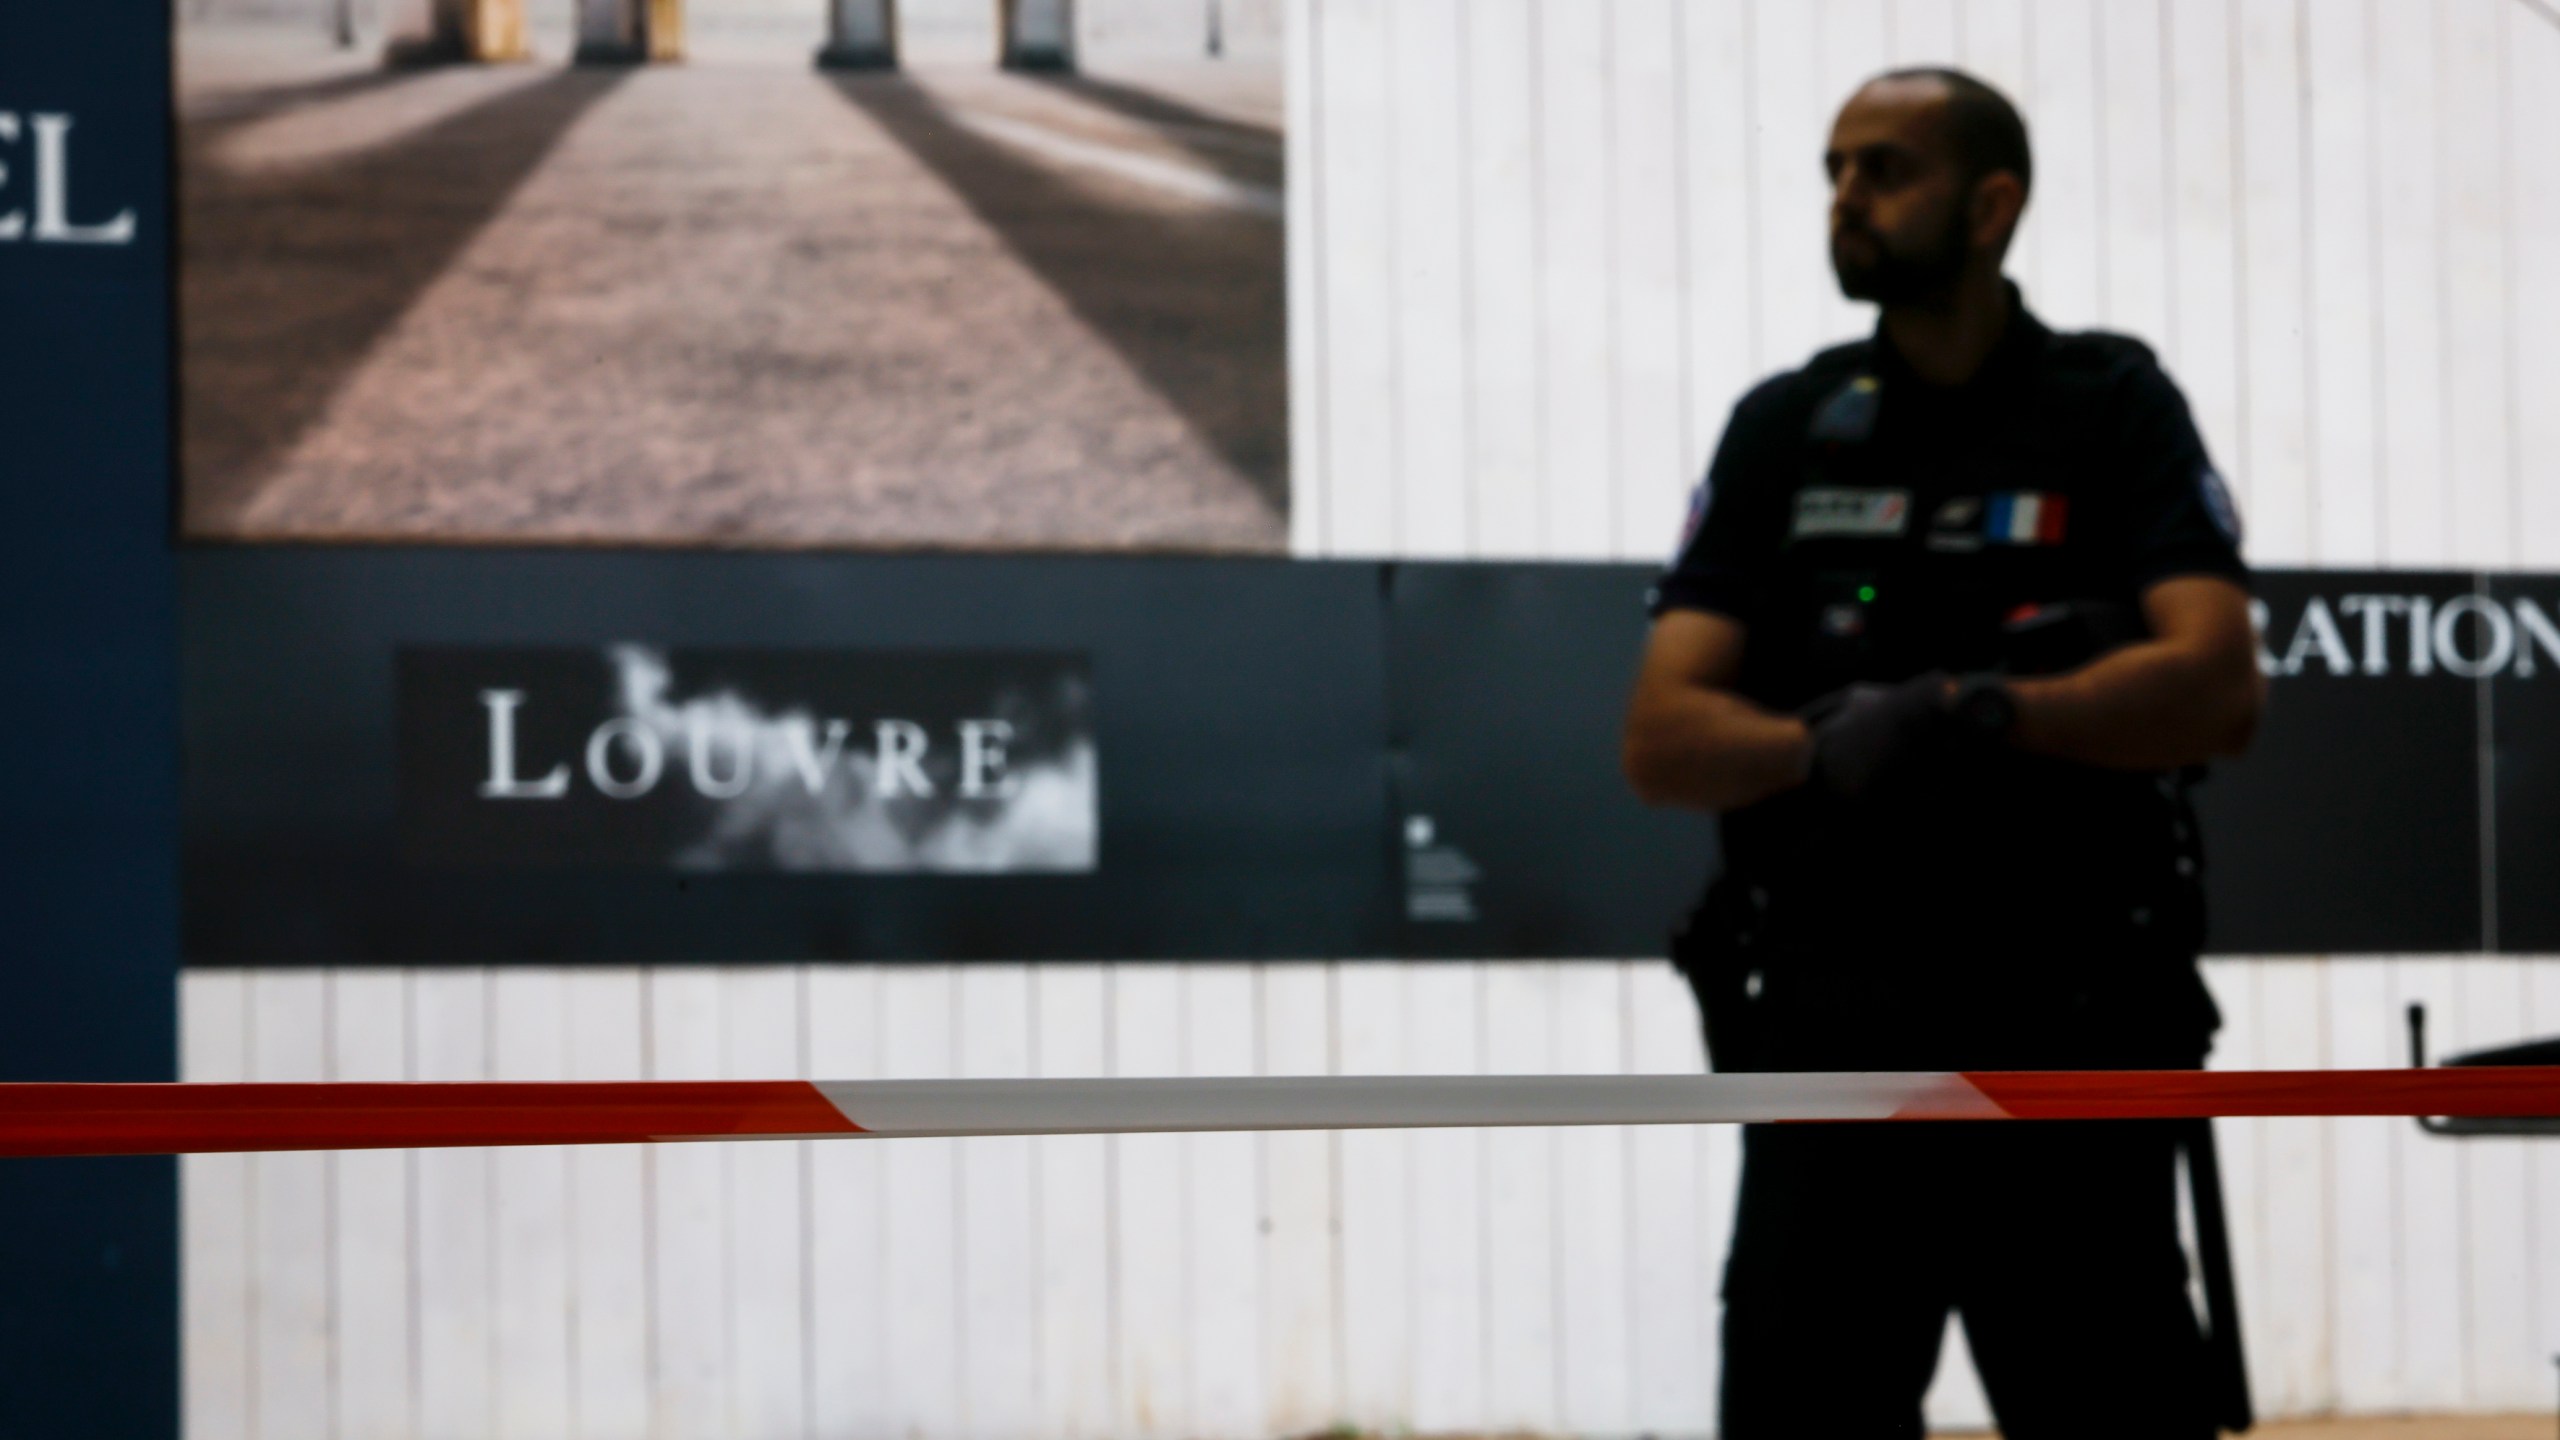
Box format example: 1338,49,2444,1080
179,20,1286,551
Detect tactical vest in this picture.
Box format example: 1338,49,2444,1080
1711,347,2217,1066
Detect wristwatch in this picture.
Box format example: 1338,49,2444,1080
1948,673,2018,742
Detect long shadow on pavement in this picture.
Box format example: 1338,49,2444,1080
180,64,439,130
827,72,1287,518
1023,72,1281,190
181,65,632,532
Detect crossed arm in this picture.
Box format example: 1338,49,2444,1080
1619,575,2267,814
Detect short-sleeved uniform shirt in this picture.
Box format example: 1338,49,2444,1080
1653,292,2249,1070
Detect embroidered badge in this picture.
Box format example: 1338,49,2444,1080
2198,466,2243,545
1808,375,1883,445
1984,491,2069,546
1926,496,1984,552
1672,478,1711,562
1791,487,1911,539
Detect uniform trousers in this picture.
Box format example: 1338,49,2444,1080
1717,1116,2213,1439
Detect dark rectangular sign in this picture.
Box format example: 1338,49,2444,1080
401,647,1096,873
184,549,1391,963
2200,572,2490,953
2487,575,2560,952
185,548,2560,964
1385,563,1716,957
1,0,183,1431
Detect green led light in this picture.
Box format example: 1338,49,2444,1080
1857,585,1878,603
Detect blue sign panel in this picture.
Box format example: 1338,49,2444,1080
0,0,180,1435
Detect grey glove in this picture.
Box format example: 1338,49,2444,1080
1803,670,1956,799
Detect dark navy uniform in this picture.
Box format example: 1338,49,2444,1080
1653,290,2247,1438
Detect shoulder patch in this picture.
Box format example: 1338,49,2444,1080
2198,465,2243,545
1808,375,1882,445
1671,477,1711,562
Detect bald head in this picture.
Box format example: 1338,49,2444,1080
1825,68,2033,304
1866,67,2033,196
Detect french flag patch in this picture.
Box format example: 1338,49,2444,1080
1985,491,2069,545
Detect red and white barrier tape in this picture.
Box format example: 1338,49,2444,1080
1,1068,2557,1158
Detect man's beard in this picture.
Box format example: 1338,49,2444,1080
1831,204,1970,303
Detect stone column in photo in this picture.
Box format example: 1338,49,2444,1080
645,0,683,60
382,0,526,62
998,0,1073,70
380,0,464,64
464,0,528,59
573,0,647,63
815,0,896,69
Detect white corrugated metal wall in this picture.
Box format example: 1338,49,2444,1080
185,0,2560,1435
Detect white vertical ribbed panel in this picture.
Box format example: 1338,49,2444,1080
180,974,248,1440
330,971,413,1440
1610,0,1691,563
2533,964,2560,1388
644,968,727,1437
878,967,964,1437
1478,961,1562,1431
955,964,1038,1439
488,969,573,1440
1270,4,2560,1421
245,973,331,1440
1624,961,1710,1433
1330,962,1412,1427
722,968,807,1440
1384,0,1470,559
1187,966,1267,1437
2326,955,2401,1411
1463,0,1547,555
1289,0,2554,576
803,966,889,1439
412,970,495,1438
1254,963,1338,1434
1027,965,1113,1439
1402,962,1482,1432
562,969,649,1439
1531,0,1618,561
2521,7,2560,568
1553,963,1633,1432
179,1,2560,1436
1110,964,1190,1437
182,957,2560,1438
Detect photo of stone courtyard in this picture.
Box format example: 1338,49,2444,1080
179,0,1287,552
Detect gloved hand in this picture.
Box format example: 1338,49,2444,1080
1801,670,1957,799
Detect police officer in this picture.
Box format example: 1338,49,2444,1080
1621,68,2265,1438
